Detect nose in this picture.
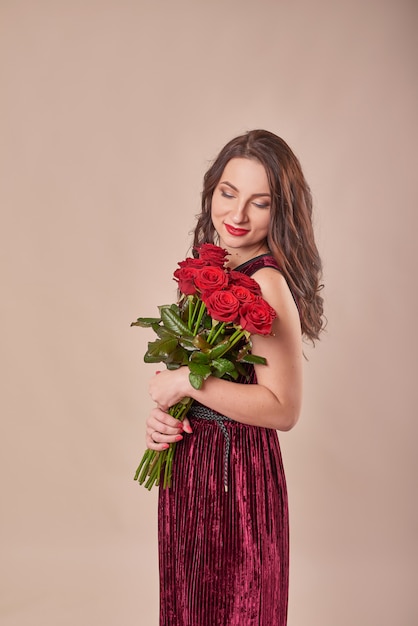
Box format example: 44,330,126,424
231,203,248,224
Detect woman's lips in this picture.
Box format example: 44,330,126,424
224,223,250,236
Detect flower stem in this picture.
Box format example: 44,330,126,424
133,397,194,490
193,300,206,336
187,296,195,330
207,321,225,344
216,330,245,359
189,295,200,329
229,330,245,349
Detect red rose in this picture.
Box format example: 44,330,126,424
195,243,229,268
204,290,240,323
173,257,208,295
177,257,207,270
239,297,277,335
229,271,262,295
230,285,257,305
194,266,229,295
173,266,200,295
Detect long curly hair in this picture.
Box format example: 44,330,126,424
193,129,324,342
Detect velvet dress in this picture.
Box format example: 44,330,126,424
158,254,289,626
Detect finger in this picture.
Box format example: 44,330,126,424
182,416,193,434
148,407,184,431
145,431,183,451
146,424,183,443
146,415,183,436
145,434,169,452
147,429,183,444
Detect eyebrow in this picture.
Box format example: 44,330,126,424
220,180,271,198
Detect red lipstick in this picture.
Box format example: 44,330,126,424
225,223,249,236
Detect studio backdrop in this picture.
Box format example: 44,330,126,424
1,1,416,625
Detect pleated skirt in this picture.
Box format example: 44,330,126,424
158,407,289,626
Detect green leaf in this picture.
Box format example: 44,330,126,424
159,305,194,337
239,354,267,365
211,366,239,380
144,352,165,363
147,337,178,358
131,317,161,327
178,337,197,351
166,346,189,366
188,361,212,379
236,345,250,360
207,339,232,359
203,314,212,330
211,358,236,376
190,351,210,365
192,334,211,352
166,362,181,370
154,325,178,339
189,372,204,389
235,362,249,377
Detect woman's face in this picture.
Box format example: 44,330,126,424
211,158,271,264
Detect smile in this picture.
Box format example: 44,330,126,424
225,223,250,236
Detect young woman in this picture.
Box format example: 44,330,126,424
145,130,324,625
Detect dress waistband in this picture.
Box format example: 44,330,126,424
188,403,234,493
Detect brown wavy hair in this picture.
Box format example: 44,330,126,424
193,129,324,342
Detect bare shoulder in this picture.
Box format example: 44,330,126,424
251,267,299,326
250,266,303,426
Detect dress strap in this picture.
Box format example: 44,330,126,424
234,253,281,277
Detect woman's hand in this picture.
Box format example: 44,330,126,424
146,367,193,451
148,367,191,411
145,406,192,451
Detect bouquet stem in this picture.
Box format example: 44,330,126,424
208,321,225,344
134,397,194,490
193,301,206,335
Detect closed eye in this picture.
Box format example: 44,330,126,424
221,190,235,199
253,202,270,209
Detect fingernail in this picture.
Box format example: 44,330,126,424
155,370,161,375
184,425,193,434
175,434,183,442
162,443,169,449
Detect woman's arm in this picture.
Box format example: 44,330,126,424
148,268,303,433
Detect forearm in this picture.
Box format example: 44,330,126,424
187,375,299,431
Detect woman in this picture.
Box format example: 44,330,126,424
145,130,324,625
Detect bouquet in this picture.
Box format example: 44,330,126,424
132,243,276,490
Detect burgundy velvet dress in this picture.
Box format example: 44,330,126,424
158,254,289,626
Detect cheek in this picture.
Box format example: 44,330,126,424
257,213,270,232
210,199,222,222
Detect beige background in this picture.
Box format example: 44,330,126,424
1,1,416,624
